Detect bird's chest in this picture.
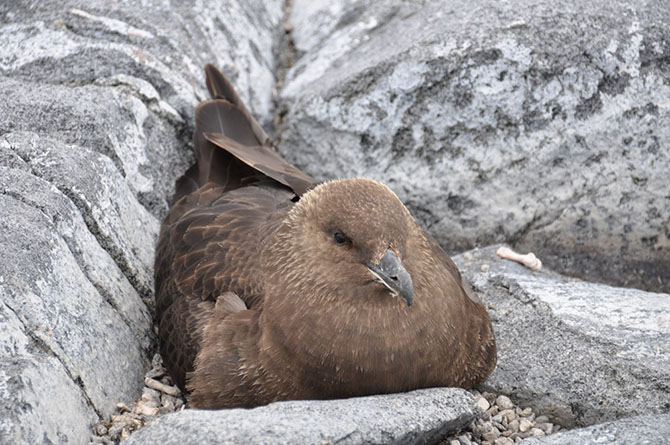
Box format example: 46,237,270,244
261,311,445,399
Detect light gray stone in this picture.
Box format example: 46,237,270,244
289,0,367,57
2,131,159,302
496,395,514,410
0,0,283,443
521,414,670,444
0,300,98,444
0,0,282,132
0,186,149,441
124,388,477,445
280,0,670,292
454,246,670,428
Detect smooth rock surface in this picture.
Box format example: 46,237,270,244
521,414,670,444
123,388,477,445
280,0,670,292
0,1,283,443
454,246,670,428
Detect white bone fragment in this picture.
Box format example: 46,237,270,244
496,246,542,271
144,377,182,397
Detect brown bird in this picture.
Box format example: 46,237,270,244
154,64,496,409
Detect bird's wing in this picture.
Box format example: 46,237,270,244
419,229,497,379
154,183,292,389
155,63,316,392
204,131,316,196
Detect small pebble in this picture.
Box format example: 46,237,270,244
449,440,460,445
162,394,177,410
458,434,473,445
530,428,546,437
120,427,132,441
145,367,166,380
534,415,549,424
495,438,514,445
90,436,114,445
496,395,514,410
519,418,532,433
482,430,499,442
480,264,490,272
536,422,554,434
110,414,128,424
116,402,130,412
107,423,125,441
477,397,491,412
142,387,161,402
136,400,159,416
507,419,519,433
499,409,516,423
463,252,474,260
482,392,497,404
473,423,488,437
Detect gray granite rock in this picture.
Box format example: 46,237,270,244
124,388,477,445
0,299,98,444
454,246,670,428
521,414,670,444
279,0,670,292
0,170,150,439
0,0,283,443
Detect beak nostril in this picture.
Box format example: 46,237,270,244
390,275,398,281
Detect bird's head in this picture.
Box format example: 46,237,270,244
267,178,416,307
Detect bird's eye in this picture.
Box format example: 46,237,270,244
333,232,346,245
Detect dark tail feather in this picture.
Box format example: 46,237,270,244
188,65,268,194
179,64,317,202
204,64,270,147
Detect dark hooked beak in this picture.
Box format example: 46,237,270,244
366,249,414,306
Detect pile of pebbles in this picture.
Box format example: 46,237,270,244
443,390,559,445
90,354,186,444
